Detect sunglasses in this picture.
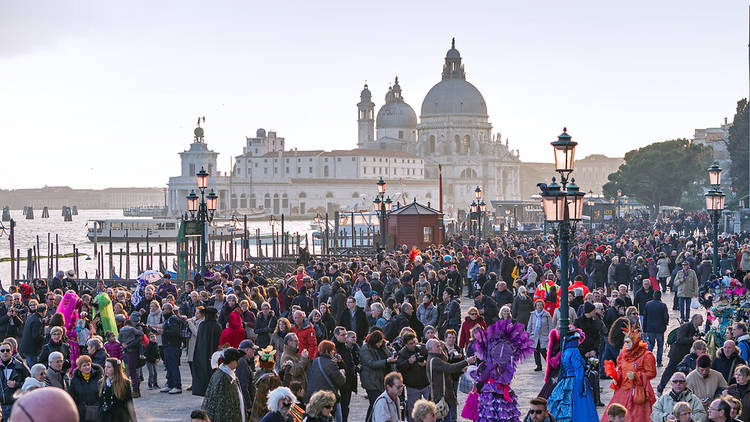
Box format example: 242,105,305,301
0,349,10,353
672,379,686,383
529,410,545,414
323,405,333,410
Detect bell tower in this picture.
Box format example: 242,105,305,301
357,83,375,147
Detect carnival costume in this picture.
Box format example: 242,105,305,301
249,346,281,422
470,319,534,422
547,330,598,422
601,321,657,422
56,291,81,373
92,293,118,337
538,328,561,399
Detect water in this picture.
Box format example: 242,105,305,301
0,209,315,286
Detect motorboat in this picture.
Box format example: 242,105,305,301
86,219,243,242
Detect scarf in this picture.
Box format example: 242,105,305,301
219,364,245,422
534,310,545,335
82,372,91,382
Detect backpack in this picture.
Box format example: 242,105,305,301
666,327,680,346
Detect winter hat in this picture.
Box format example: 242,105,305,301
583,302,596,314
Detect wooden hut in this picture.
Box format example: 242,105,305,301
386,201,444,249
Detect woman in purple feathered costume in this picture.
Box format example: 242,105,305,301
471,319,535,422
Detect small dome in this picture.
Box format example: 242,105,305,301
256,128,266,138
376,101,417,129
360,84,371,100
193,126,204,139
446,48,461,59
420,79,487,117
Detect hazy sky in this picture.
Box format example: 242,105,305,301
1,1,748,189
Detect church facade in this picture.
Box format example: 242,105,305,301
167,40,520,217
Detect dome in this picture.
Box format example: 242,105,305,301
360,84,371,100
256,128,266,138
420,78,487,117
377,100,417,129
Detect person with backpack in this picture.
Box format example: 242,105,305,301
160,303,184,394
643,290,669,367
732,322,750,362
118,316,144,398
657,314,704,395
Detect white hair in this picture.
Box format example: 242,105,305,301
425,338,441,352
267,386,296,411
30,363,46,378
48,351,64,365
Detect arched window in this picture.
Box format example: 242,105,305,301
455,135,462,154
264,193,271,209
230,194,237,209
428,136,436,153
282,193,288,209
325,192,334,198
459,168,477,179
239,194,247,208
250,194,257,209
464,135,471,153
299,192,307,198
273,194,280,214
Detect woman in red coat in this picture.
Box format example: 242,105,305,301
459,306,487,349
219,308,245,348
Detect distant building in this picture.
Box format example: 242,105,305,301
519,154,623,200
0,186,164,209
694,118,731,187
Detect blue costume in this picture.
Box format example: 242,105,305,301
547,332,598,422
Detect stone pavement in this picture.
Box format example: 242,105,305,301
132,289,700,421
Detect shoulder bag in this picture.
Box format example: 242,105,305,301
428,358,450,419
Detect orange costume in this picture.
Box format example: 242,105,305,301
602,322,656,422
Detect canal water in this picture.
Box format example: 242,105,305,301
0,209,314,287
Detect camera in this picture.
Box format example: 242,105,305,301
414,348,428,363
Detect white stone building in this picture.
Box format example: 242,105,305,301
167,39,520,217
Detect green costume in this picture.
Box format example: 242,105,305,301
202,367,244,422
93,293,118,337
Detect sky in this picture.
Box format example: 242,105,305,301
1,1,748,189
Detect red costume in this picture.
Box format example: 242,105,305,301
458,315,487,349
292,320,318,359
602,323,656,422
219,309,245,348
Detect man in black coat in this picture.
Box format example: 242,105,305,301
657,313,704,394
474,291,499,326
633,278,655,325
332,327,356,422
643,290,668,367
493,281,514,309
237,339,257,415
340,296,368,345
192,307,222,397
19,304,46,367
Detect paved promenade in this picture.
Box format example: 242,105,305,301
134,289,695,421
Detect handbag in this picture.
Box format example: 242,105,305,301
691,297,700,309
633,384,646,404
458,365,476,394
316,358,340,400
461,386,479,420
428,358,450,419
84,405,98,422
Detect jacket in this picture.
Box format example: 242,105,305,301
38,340,71,372
633,287,654,315
219,310,246,349
458,316,486,349
650,387,707,422
202,367,244,422
416,303,438,328
713,347,746,385
279,344,310,389
91,347,109,369
340,307,368,345
0,358,29,405
118,325,144,353
305,354,346,401
360,343,392,391
332,339,357,394
426,352,468,406
161,313,184,348
523,414,555,422
371,390,401,422
254,311,277,349
511,295,533,328
643,298,669,334
676,352,700,375
69,364,104,422
526,310,553,349
673,268,699,298
670,322,700,359
45,366,70,390
19,312,44,358
292,320,318,359
396,345,429,389
727,382,750,422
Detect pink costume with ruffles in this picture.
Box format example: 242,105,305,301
56,291,81,374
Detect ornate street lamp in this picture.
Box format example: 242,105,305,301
706,162,725,276
373,178,389,249
185,167,217,274
538,128,585,340
587,190,595,230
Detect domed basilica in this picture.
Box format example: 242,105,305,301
357,39,521,212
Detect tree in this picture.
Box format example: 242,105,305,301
727,98,749,199
602,139,711,210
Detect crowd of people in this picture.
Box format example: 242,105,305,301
5,211,750,422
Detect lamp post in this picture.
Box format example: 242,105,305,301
538,128,585,339
587,190,595,230
473,186,484,243
616,189,622,230
185,166,218,273
470,200,478,238
706,162,725,276
372,177,391,250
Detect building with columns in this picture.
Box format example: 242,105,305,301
167,39,521,218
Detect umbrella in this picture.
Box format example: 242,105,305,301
137,270,163,283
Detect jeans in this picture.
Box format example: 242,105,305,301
679,297,691,322
163,346,181,390
534,340,547,370
600,342,618,378
365,388,380,422
658,353,682,393
647,332,664,365
405,385,430,422
146,361,158,387
125,350,140,393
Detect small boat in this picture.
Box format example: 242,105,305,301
87,219,243,242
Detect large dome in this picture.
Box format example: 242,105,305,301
420,79,487,118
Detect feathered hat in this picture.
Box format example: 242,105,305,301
258,346,276,369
